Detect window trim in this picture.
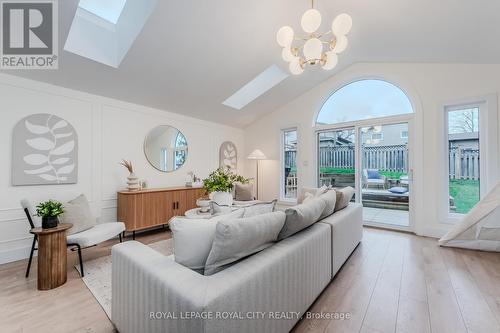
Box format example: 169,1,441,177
280,127,298,203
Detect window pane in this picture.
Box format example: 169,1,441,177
318,129,356,196
283,129,297,199
448,107,480,214
316,80,413,125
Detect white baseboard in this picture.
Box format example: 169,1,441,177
416,227,448,239
0,246,35,265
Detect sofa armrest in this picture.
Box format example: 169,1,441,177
111,241,208,333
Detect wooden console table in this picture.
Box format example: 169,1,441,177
117,187,205,238
30,223,72,290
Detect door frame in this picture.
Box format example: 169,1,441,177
315,113,416,232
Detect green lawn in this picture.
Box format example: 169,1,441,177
319,168,406,179
449,179,480,214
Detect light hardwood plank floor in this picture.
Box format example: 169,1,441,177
1,227,499,333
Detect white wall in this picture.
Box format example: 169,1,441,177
244,63,500,238
0,73,244,264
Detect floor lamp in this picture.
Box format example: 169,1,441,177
247,149,267,200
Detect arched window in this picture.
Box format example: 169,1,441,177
316,79,413,125
174,132,187,170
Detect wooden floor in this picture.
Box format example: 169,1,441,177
1,228,499,333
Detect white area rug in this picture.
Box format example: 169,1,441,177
75,239,174,319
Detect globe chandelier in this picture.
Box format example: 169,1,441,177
276,0,353,75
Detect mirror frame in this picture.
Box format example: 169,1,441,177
143,125,188,173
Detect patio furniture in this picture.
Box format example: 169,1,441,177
363,169,386,189
400,175,409,187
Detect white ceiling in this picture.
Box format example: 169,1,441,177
6,0,500,127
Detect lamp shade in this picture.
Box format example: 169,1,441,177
247,149,267,160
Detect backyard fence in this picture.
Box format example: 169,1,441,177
283,145,479,195
316,144,408,173
449,147,480,180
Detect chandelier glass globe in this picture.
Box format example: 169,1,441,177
276,0,352,75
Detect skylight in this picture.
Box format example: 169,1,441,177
78,0,127,24
222,65,289,110
65,0,157,68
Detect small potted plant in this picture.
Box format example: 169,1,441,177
203,167,249,206
36,200,64,229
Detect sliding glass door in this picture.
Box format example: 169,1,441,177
360,122,411,228
317,120,413,230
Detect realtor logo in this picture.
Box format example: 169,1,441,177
1,0,58,69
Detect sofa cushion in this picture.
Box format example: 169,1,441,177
297,185,328,204
319,190,337,219
334,187,355,212
67,222,125,247
204,211,286,275
170,209,244,271
234,183,254,201
278,197,327,240
367,169,381,179
59,194,96,235
388,186,408,194
242,199,277,218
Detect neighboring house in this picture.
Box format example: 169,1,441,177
448,132,479,150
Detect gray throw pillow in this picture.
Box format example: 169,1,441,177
59,194,96,235
334,186,355,212
278,197,326,240
204,211,286,276
234,183,254,201
242,199,277,218
319,190,337,219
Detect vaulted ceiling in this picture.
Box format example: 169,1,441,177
7,0,500,127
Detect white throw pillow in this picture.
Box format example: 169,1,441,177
59,194,96,235
170,209,244,271
298,185,328,204
242,199,277,218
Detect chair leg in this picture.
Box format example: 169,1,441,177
76,245,84,277
119,233,122,243
25,236,37,278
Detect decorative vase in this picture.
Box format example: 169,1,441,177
127,172,140,191
42,216,58,229
210,191,233,206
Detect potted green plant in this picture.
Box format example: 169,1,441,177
203,167,249,206
36,200,64,229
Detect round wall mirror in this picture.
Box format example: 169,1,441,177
144,126,188,172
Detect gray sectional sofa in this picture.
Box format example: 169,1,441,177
111,202,363,333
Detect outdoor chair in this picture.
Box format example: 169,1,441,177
363,169,386,189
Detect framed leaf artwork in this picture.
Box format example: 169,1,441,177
12,113,78,185
219,141,237,171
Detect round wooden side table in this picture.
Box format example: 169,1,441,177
30,223,72,290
